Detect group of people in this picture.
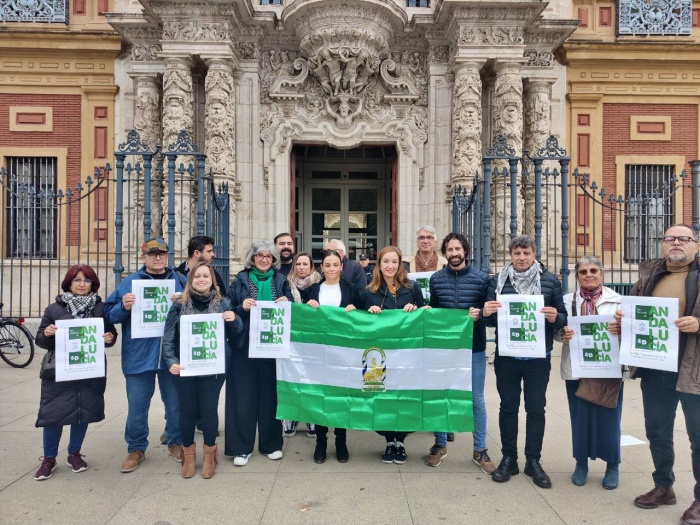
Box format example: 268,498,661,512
31,225,700,525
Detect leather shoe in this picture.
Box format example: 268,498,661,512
682,500,700,525
313,440,327,464
335,438,349,463
492,456,519,483
634,485,677,509
524,458,552,489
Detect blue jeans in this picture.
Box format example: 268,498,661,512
43,422,89,458
124,369,181,453
435,351,487,450
641,368,700,500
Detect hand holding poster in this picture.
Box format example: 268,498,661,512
620,297,679,372
496,294,546,358
249,301,291,358
179,313,226,376
408,272,434,302
568,314,621,378
55,318,105,382
131,280,175,339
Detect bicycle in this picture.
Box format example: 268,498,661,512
0,302,35,368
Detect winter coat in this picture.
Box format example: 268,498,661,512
429,264,490,353
403,253,448,273
35,297,118,428
630,258,700,395
161,296,243,371
302,279,361,309
364,281,425,311
103,266,184,374
559,286,622,380
484,262,567,356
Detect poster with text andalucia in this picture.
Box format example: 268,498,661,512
130,280,175,339
568,314,621,378
496,294,546,358
55,318,105,382
620,296,679,372
179,313,226,377
248,301,291,358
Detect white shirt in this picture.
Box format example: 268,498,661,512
318,283,342,307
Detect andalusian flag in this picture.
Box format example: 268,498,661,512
276,304,473,432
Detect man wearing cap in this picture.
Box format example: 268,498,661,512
104,238,185,473
359,253,374,283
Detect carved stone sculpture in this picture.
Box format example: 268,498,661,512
451,62,483,183
204,60,236,183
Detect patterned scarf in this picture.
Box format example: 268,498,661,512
61,292,97,319
181,289,221,315
415,251,438,272
248,268,276,301
290,271,322,303
496,262,542,295
578,285,603,316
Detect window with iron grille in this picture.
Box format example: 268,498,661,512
260,0,282,4
407,0,430,6
6,157,57,259
624,164,675,263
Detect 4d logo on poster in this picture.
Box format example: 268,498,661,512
580,322,612,362
142,286,170,323
259,307,285,345
509,301,538,342
190,321,218,360
67,325,98,365
635,305,670,352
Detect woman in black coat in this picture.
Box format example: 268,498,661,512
302,249,361,464
34,264,118,481
365,246,424,464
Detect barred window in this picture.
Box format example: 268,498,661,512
407,0,430,6
260,0,282,4
6,157,57,259
624,164,675,263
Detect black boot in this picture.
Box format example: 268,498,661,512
335,436,349,463
314,436,327,464
524,458,552,489
492,456,519,483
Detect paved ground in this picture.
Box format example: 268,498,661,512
0,336,695,525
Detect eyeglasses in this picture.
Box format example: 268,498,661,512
145,251,168,259
417,236,434,241
663,236,696,245
72,278,93,285
255,254,274,261
577,268,600,276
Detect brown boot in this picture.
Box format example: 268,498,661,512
181,444,196,479
201,444,218,479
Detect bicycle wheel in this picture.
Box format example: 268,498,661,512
0,320,35,368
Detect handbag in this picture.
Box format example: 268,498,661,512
39,351,55,380
575,378,621,409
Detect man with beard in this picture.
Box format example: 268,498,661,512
610,225,700,525
274,233,295,277
424,233,493,472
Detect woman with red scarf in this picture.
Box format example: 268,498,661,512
559,256,623,490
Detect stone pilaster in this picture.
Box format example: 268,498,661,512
204,58,236,185
451,61,484,186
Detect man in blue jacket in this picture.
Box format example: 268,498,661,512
424,233,494,473
482,235,567,489
104,238,184,473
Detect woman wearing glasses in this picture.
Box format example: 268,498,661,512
225,241,293,467
558,256,623,490
365,246,424,464
34,265,118,480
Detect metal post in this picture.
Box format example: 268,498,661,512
690,160,700,238
509,158,519,241
482,159,493,274
560,158,570,294
167,155,177,269
143,153,153,238
196,155,206,235
533,158,543,260
113,153,125,287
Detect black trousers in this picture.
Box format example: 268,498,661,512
494,354,551,461
316,426,346,442
376,431,409,442
225,351,282,456
174,373,225,447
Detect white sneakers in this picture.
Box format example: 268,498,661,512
233,453,250,466
266,450,283,460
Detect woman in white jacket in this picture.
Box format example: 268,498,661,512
559,256,623,490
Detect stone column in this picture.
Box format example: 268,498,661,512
161,56,195,259
132,75,163,238
491,60,524,260
522,78,554,238
451,60,484,186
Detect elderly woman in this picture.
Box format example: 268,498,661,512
34,264,118,480
283,251,322,438
225,241,293,466
559,256,623,490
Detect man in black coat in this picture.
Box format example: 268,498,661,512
483,235,567,489
175,235,227,294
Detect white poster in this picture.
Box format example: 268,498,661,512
568,314,621,378
179,313,226,377
248,301,291,358
408,271,435,303
620,296,679,372
55,318,105,382
130,280,175,339
496,294,546,358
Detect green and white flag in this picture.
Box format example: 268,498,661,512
276,304,474,432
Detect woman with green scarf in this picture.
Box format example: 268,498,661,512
225,241,293,466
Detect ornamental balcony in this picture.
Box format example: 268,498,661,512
617,0,691,36
0,0,68,23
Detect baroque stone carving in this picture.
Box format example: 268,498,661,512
205,61,236,183
162,61,194,149
451,64,482,183
524,49,554,67
458,26,524,45
451,7,542,21
132,44,162,62
162,21,228,42
236,42,259,60
429,45,449,63
121,26,162,41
